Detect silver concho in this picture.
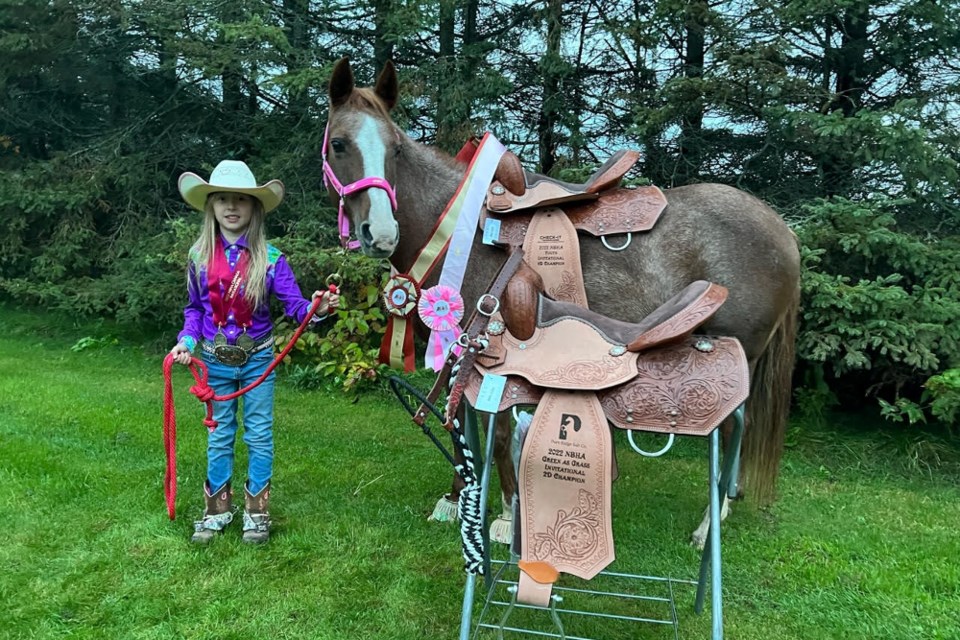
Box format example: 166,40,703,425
609,344,627,357
236,331,255,351
487,320,505,336
694,338,715,353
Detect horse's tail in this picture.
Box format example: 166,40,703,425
742,285,799,505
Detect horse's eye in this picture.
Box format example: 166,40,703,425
330,139,346,153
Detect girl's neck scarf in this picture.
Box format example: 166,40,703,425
207,236,252,328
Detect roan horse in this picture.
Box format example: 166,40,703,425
323,58,801,547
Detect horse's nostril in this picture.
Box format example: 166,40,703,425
359,222,374,244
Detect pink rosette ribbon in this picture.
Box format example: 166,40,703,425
418,285,465,371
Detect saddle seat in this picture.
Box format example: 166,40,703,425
487,149,640,214
538,279,728,353
499,259,728,352
480,273,728,391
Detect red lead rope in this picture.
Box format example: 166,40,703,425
162,293,332,520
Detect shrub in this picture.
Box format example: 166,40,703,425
795,197,960,427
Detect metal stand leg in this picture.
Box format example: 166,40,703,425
694,404,745,639
709,429,723,639
459,411,498,640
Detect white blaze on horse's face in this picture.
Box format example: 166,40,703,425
353,114,399,257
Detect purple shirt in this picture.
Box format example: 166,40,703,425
177,234,317,349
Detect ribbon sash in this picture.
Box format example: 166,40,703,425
380,132,507,371
424,135,507,370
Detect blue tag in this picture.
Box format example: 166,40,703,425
474,373,508,413
482,218,502,245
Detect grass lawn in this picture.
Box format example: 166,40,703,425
2,305,959,639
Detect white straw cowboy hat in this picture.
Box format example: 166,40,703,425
178,160,285,213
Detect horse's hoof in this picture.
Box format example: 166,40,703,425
428,495,459,522
690,531,707,551
489,516,513,545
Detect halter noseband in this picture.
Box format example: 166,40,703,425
322,123,399,250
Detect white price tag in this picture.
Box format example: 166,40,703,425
482,218,502,245
474,373,508,413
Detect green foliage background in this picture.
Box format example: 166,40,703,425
1,0,958,424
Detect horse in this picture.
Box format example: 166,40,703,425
322,57,801,548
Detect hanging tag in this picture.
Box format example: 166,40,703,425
482,218,502,245
475,373,508,413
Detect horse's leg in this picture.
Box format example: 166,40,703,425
489,411,515,544
428,404,469,522
691,497,733,550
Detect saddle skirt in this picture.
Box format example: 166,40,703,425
477,319,640,390
484,185,668,246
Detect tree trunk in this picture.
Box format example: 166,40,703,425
538,0,564,173
284,0,311,117
820,5,869,196
220,2,243,113
374,0,395,72
677,0,706,184
436,0,458,152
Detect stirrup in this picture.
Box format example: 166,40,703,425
497,585,566,640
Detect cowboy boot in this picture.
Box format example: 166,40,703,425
191,481,233,544
242,481,271,544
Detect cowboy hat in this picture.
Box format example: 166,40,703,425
178,160,285,213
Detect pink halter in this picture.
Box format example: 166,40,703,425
322,123,399,250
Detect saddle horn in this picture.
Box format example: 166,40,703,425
501,260,543,341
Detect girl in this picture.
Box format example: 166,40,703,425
169,159,339,544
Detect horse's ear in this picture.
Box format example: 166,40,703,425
374,60,398,111
329,57,354,107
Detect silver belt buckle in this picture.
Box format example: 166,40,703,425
213,344,249,366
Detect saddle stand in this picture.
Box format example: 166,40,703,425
453,267,748,639
458,404,745,640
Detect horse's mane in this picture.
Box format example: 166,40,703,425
342,87,392,119
419,141,466,171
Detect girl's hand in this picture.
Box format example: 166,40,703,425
312,287,341,317
169,342,194,366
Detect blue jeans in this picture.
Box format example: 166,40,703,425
202,348,276,495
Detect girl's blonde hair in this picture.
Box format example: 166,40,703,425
188,194,270,311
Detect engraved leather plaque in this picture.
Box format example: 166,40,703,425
520,390,615,580
521,209,587,306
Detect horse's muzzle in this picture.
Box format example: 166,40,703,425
359,220,399,258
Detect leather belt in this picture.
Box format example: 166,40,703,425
201,334,275,366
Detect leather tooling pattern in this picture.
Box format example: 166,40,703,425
600,336,749,436
520,390,614,580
